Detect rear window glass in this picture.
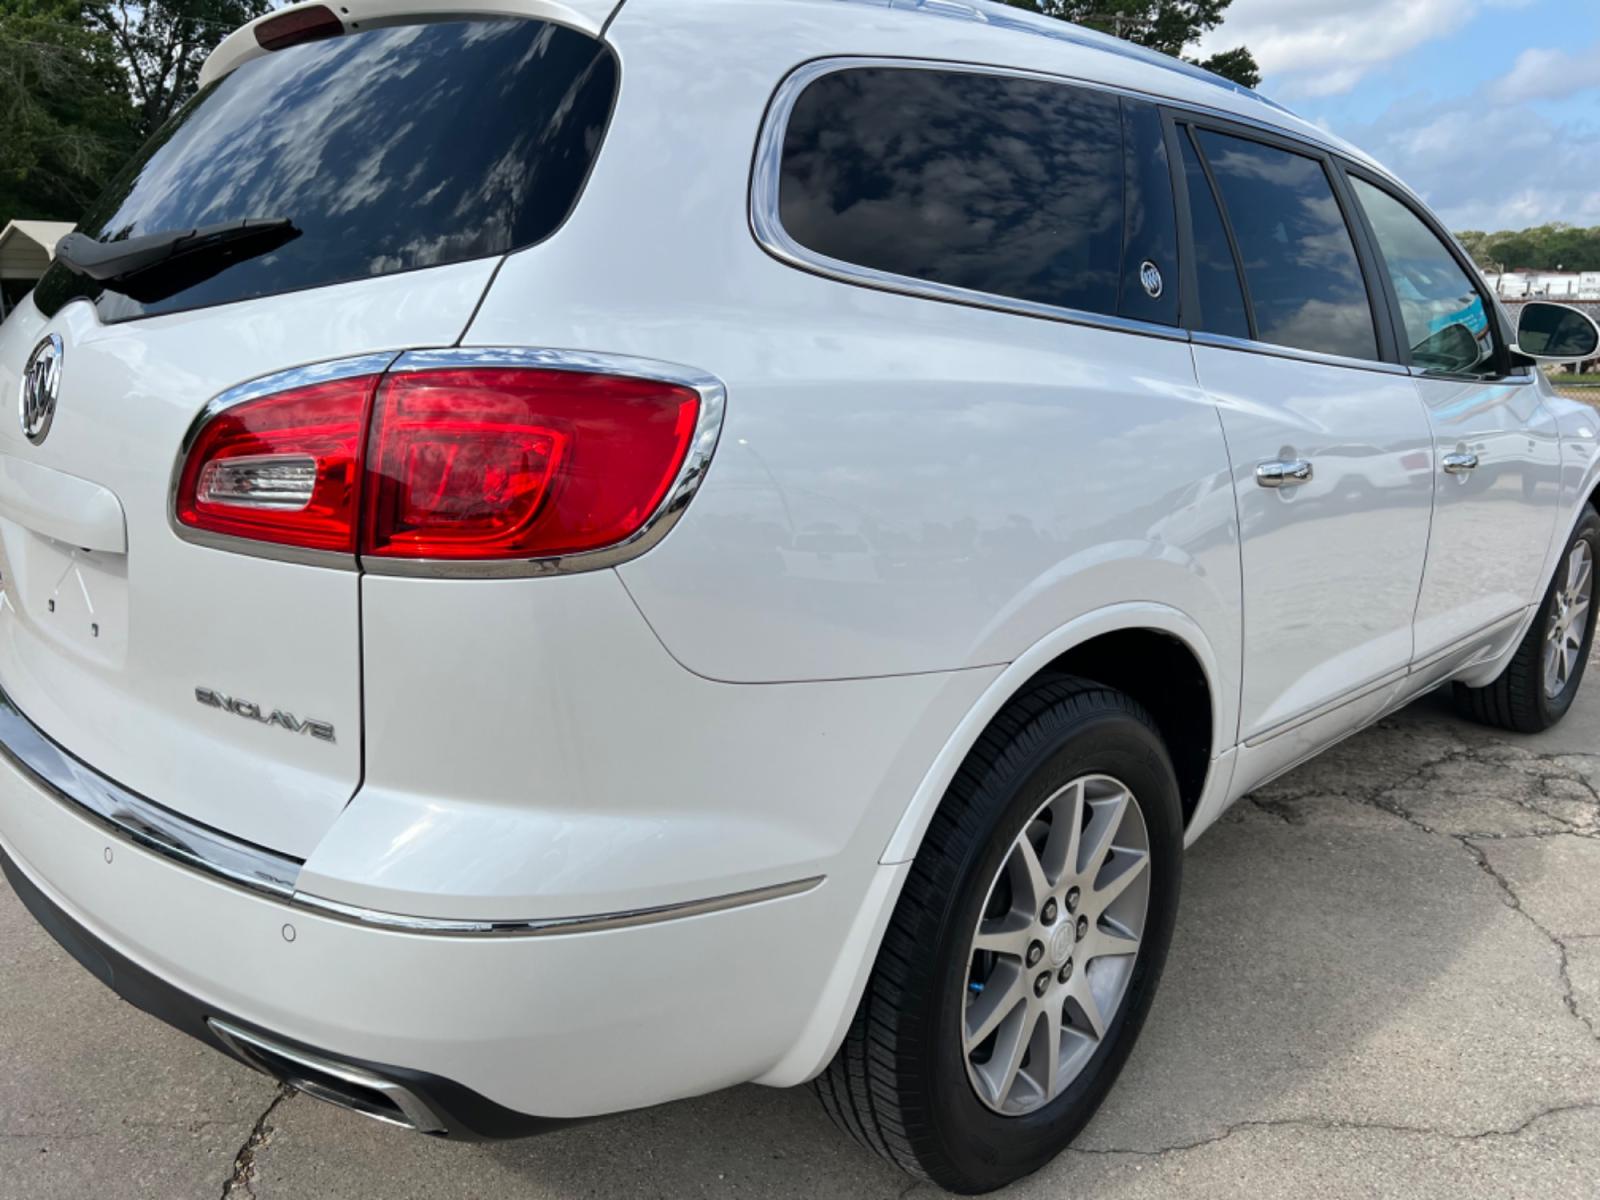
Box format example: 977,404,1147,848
34,19,617,323
776,66,1128,320
1194,130,1378,362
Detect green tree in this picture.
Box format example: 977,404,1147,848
1002,0,1261,88
1457,224,1600,274
0,0,137,220
86,0,271,139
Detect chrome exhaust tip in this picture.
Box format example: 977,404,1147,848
207,1018,446,1134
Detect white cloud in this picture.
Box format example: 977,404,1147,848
1488,45,1600,102
1198,0,1464,94
1335,95,1600,229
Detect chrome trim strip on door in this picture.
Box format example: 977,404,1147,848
750,56,1192,344
167,352,401,572
0,683,821,935
1191,331,1411,376
365,347,727,579
1241,667,1408,748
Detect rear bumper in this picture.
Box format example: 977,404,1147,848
0,703,875,1120
0,840,558,1139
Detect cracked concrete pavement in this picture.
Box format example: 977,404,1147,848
4,651,1600,1199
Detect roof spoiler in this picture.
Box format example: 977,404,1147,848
199,0,621,88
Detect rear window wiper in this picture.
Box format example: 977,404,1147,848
54,219,300,303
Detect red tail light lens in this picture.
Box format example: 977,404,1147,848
176,364,705,566
364,369,701,561
175,375,376,553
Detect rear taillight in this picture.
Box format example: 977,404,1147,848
364,369,700,561
175,375,375,553
175,363,706,568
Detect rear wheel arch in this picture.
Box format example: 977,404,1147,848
882,607,1225,866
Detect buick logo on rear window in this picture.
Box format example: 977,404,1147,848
20,334,63,445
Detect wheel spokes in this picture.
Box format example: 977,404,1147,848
1090,848,1149,913
1065,971,1107,1042
1078,784,1130,879
965,962,1027,1052
963,773,1150,1118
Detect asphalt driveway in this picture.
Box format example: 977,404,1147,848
4,651,1600,1199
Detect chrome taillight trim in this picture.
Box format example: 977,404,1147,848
168,351,400,571
364,347,727,579
168,347,727,578
0,682,819,936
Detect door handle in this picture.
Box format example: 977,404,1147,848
1442,452,1479,475
1255,459,1313,489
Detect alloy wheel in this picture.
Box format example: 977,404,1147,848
1544,539,1593,700
962,774,1151,1116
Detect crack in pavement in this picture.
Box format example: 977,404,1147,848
220,1085,293,1200
1069,1099,1600,1160
1246,713,1600,1046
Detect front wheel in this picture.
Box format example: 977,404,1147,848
814,678,1184,1193
1456,505,1599,733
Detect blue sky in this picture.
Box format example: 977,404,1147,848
1197,0,1600,231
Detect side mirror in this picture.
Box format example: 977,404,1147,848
1515,301,1600,364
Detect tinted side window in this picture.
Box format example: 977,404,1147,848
1196,130,1378,361
1119,99,1179,326
1350,177,1495,377
1177,129,1250,340
34,20,617,323
778,67,1124,318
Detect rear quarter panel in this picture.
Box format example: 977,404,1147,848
463,0,1244,698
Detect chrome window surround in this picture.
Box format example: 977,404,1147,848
0,682,821,936
1191,331,1411,377
751,56,1190,345
752,55,1485,381
168,348,728,579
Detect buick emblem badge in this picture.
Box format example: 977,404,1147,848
20,333,63,445
1139,260,1164,300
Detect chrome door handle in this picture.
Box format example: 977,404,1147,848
1442,452,1479,475
1255,459,1313,489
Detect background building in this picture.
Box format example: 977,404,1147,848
0,220,73,321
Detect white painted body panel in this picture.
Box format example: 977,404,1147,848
1411,374,1561,659
1195,347,1434,741
0,0,1594,1128
0,262,496,857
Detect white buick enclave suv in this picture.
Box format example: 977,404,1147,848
2,0,1598,1191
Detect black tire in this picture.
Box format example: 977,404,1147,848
813,677,1184,1194
1455,505,1600,734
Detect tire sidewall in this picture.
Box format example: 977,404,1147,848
914,700,1184,1193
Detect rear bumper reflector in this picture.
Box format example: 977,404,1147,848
0,684,821,936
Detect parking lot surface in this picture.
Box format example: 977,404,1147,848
4,650,1600,1199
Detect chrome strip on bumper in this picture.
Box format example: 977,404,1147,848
0,685,823,936
0,686,302,898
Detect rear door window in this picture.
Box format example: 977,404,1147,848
1193,129,1379,362
35,19,617,322
776,66,1172,325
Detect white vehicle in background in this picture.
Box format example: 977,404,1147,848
2,0,1598,1192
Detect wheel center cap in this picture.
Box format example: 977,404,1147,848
1048,921,1075,967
